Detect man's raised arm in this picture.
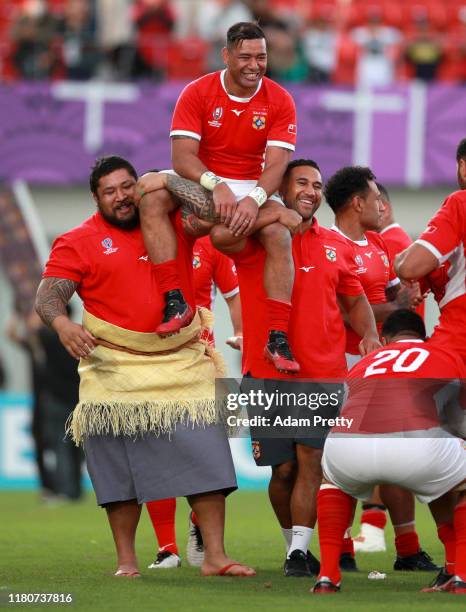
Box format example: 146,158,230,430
35,278,95,360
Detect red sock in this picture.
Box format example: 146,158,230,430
146,498,178,555
395,531,420,557
153,259,180,295
454,500,466,581
266,298,292,335
360,508,387,530
317,487,355,585
342,531,355,557
437,522,456,574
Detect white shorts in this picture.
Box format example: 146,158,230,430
322,432,466,503
162,170,284,205
218,176,284,206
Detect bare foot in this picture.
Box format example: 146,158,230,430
202,559,256,577
114,565,140,578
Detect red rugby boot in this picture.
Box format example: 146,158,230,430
264,331,300,374
156,289,193,335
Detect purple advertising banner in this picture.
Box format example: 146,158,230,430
0,81,465,186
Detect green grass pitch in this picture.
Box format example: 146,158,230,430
1,490,464,611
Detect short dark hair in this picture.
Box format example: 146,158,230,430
324,166,376,213
456,138,466,162
376,182,390,203
381,309,426,341
284,159,321,179
226,22,266,49
89,156,137,194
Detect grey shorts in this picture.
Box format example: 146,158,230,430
83,422,237,506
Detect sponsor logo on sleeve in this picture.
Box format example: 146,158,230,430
288,123,297,134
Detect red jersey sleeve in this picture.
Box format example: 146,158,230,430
212,249,238,299
381,237,399,289
267,89,297,152
170,80,203,142
43,235,88,283
416,193,464,263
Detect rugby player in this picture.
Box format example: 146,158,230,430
313,310,466,595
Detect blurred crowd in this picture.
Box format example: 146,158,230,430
0,0,466,85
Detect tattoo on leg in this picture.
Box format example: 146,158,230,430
35,277,78,327
166,174,219,222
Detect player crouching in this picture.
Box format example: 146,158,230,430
312,310,466,595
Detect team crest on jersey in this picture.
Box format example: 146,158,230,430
193,254,201,269
252,115,266,130
355,254,363,267
101,237,118,255
252,440,261,460
381,253,389,267
325,246,337,262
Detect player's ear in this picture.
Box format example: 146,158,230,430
381,336,387,346
352,194,363,212
222,46,229,67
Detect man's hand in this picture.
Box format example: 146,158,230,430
213,182,237,225
229,196,259,236
396,283,423,309
52,316,96,360
226,335,243,351
359,333,382,356
135,172,167,206
277,208,303,235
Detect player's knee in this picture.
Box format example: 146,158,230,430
258,222,291,250
271,461,296,484
139,188,176,217
210,225,239,251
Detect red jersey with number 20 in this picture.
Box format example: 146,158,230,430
170,70,296,180
416,190,466,361
334,339,466,434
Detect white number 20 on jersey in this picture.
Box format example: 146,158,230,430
364,348,430,377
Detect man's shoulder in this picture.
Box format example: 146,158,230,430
184,71,221,94
366,230,388,251
261,76,294,103
56,214,103,244
443,189,466,213
317,226,355,252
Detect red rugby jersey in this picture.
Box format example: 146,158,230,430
416,190,466,361
43,210,195,332
232,219,363,379
331,227,399,354
381,222,425,319
193,236,238,310
333,339,466,435
170,70,296,180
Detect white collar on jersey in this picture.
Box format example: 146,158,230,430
220,69,263,103
380,223,401,234
331,224,368,246
395,339,424,343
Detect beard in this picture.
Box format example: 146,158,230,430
97,201,140,230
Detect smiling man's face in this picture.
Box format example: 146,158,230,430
94,168,139,230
